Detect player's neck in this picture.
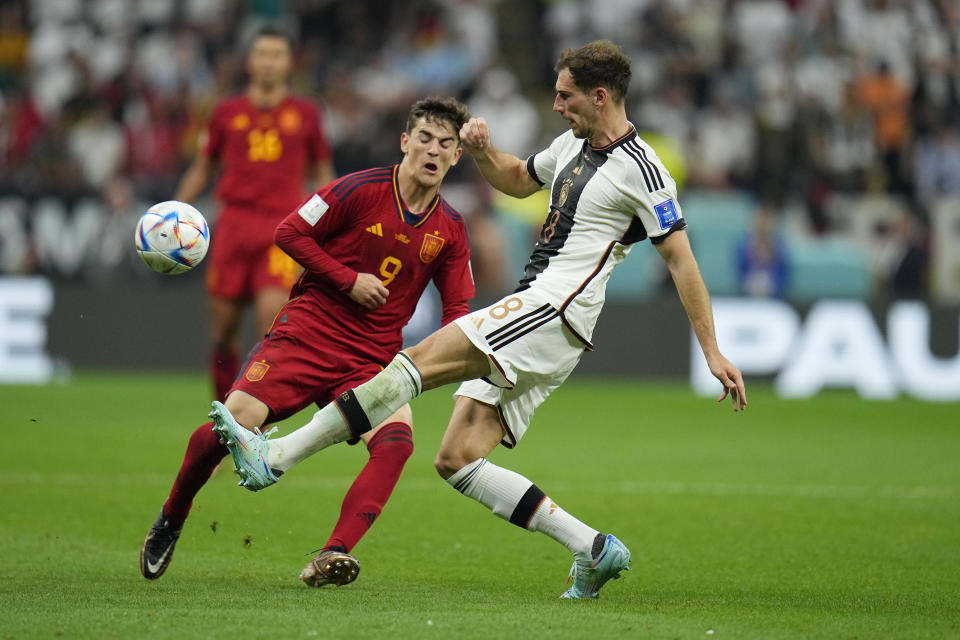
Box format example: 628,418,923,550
588,112,632,149
396,166,439,214
247,83,288,110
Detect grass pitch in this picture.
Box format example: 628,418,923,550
1,372,958,639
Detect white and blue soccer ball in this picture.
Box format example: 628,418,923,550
135,201,210,274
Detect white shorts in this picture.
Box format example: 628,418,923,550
453,288,585,448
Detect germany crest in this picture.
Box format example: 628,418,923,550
419,233,445,263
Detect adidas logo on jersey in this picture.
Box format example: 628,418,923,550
365,223,383,236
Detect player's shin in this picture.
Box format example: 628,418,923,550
267,353,423,472
446,458,601,563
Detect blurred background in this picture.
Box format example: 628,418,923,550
1,0,958,398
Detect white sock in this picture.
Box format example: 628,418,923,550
267,353,422,472
447,458,599,561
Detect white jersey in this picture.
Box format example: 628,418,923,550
520,125,686,346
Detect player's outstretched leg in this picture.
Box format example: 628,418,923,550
298,549,360,588
140,511,183,580
559,533,631,599
209,401,282,491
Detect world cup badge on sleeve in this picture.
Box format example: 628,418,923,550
419,233,445,263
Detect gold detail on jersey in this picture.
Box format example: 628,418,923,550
558,176,574,207
549,501,558,515
267,245,302,287
366,223,383,236
419,233,444,263
471,316,484,329
231,113,251,131
248,128,282,161
245,360,270,382
279,107,302,134
489,297,523,319
572,164,583,175
394,233,410,244
379,256,402,286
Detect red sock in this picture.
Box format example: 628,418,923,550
162,422,227,525
323,422,414,552
211,348,239,401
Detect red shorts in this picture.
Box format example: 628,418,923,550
229,300,386,422
206,206,302,300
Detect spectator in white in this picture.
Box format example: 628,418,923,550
67,103,125,188
687,81,755,189
466,67,539,157
914,115,960,211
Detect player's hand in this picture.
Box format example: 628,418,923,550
708,354,747,412
459,117,491,155
349,273,389,310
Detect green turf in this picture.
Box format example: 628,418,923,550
2,372,958,639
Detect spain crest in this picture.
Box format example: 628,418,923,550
279,107,302,134
419,233,445,263
231,113,251,131
245,360,270,382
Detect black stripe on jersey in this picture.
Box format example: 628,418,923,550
621,142,653,191
638,146,665,190
338,173,394,201
331,167,393,199
620,216,649,245
651,218,688,244
517,142,608,289
622,140,665,192
526,155,544,186
490,308,559,351
487,305,557,349
439,199,463,222
485,303,552,342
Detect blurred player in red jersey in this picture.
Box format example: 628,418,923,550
141,96,475,586
174,25,335,402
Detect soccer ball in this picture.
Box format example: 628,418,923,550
135,201,210,274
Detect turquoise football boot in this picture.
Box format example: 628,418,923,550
560,534,631,599
209,401,281,491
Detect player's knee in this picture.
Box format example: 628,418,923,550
434,448,468,480
223,392,269,428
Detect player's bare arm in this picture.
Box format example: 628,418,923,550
655,230,747,411
349,272,390,310
174,154,215,203
459,117,540,198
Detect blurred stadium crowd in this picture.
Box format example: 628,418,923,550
2,0,960,303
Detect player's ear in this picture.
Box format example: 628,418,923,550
594,87,607,107
400,131,410,155
450,145,462,166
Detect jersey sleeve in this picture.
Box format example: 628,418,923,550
525,133,567,189
627,154,687,244
432,228,475,326
274,187,357,292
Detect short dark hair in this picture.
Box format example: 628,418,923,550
555,40,632,103
405,96,471,142
248,24,296,51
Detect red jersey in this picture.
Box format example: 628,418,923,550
274,165,474,364
203,94,332,216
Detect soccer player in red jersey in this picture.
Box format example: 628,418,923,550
174,25,335,402
140,96,475,586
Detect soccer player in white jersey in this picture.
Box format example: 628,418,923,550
211,40,747,598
